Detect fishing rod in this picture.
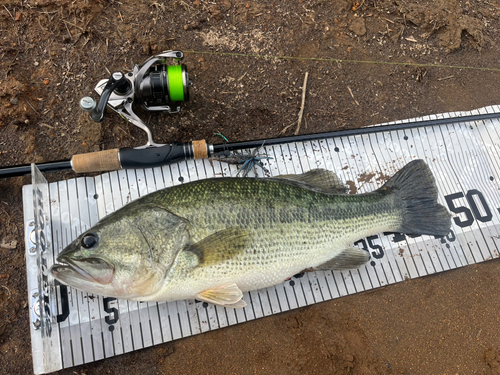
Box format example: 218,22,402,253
3,110,499,179
1,50,499,178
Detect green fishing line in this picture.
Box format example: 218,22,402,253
167,65,185,102
185,50,500,73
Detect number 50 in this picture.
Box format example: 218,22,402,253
444,190,492,228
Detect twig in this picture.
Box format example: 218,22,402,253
38,16,48,31
347,86,360,106
26,100,39,115
238,71,248,81
1,285,11,299
64,21,73,41
3,5,14,20
61,62,73,85
62,19,85,32
294,72,309,135
438,75,454,81
179,0,196,13
280,121,296,135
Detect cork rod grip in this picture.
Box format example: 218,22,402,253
192,140,208,159
71,149,121,173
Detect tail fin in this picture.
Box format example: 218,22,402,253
382,160,451,236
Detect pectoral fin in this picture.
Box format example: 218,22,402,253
196,283,246,308
184,228,250,266
314,246,369,270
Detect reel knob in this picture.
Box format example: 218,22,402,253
80,97,96,112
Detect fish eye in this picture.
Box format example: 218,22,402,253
81,232,98,249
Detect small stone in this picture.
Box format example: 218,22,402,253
9,97,19,105
349,17,366,36
143,41,152,55
209,5,222,20
0,239,17,249
184,20,201,30
222,0,232,11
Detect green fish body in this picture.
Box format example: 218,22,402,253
51,160,451,308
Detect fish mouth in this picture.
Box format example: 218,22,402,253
51,256,114,285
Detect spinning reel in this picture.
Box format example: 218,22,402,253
80,51,191,148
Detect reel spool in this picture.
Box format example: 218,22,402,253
80,51,191,147
137,63,189,109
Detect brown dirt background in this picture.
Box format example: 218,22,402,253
2,0,500,374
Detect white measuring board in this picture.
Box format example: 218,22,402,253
23,105,500,374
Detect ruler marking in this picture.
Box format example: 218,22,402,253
295,141,323,305
399,127,442,275
354,134,393,287
460,123,500,260
395,128,433,277
373,131,414,280
439,125,483,265
362,133,402,284
410,127,448,273
448,122,492,262
432,122,461,270
267,145,291,312
348,134,390,288
452,124,495,262
424,127,464,268
65,179,85,366
114,172,134,354
312,140,346,298
411,127,452,271
83,177,110,359
440,127,476,265
342,134,384,287
49,182,71,368
395,129,427,278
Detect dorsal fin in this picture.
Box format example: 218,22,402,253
274,169,348,194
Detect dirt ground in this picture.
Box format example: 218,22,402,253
2,0,500,374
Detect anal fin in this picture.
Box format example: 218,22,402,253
314,246,369,270
196,283,246,308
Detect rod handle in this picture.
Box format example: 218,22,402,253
192,140,209,159
119,140,210,169
71,149,121,173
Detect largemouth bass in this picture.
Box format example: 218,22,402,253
51,160,451,308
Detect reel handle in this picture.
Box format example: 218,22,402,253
80,71,130,122
71,140,211,173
